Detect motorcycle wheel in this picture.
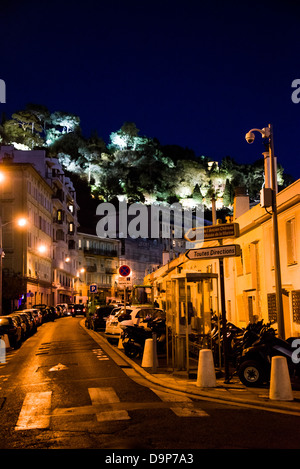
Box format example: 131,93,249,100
123,344,139,358
238,360,267,387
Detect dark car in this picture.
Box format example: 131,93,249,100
0,315,22,349
32,304,48,322
86,305,117,330
72,304,86,317
19,309,39,332
11,312,32,338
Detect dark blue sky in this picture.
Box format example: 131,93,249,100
1,0,300,178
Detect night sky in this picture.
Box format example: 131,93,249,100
1,0,300,178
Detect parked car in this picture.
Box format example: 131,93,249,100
10,312,32,338
105,306,165,339
56,303,68,315
32,304,48,322
86,305,118,330
0,315,22,349
19,309,40,331
71,304,86,317
31,308,43,326
67,304,75,316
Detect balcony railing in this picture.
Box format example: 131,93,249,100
83,247,118,257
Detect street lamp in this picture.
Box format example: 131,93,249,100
245,123,285,338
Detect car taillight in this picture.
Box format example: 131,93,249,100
83,308,86,312
72,308,74,312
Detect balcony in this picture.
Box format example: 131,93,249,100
83,247,118,257
105,267,117,274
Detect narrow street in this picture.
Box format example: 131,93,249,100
0,316,300,451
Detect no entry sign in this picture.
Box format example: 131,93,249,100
119,265,131,277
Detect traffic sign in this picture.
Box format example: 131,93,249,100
119,265,131,277
185,223,239,242
186,244,241,260
118,276,132,286
89,283,98,293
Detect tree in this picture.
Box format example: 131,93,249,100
2,110,44,148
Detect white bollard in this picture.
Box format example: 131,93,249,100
142,338,158,369
196,349,216,388
269,356,293,401
2,334,10,348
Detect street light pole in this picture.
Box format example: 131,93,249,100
268,124,285,339
245,124,285,338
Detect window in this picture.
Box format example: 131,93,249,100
68,221,74,234
57,209,63,223
286,218,297,265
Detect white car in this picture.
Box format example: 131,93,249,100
105,306,165,339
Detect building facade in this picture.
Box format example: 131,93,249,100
0,157,53,310
76,231,120,304
145,179,300,368
0,146,79,310
47,157,79,305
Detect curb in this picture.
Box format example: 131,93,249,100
80,320,300,415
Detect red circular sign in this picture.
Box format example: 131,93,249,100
119,265,131,277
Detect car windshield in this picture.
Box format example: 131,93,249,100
136,308,165,320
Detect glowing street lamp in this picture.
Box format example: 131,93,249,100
37,244,47,255
17,217,28,228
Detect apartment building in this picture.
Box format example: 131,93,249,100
0,154,53,310
76,231,120,304
0,146,79,310
46,157,79,305
224,178,300,338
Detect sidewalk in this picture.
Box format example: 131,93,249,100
82,322,300,416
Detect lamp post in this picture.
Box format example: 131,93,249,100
245,124,285,338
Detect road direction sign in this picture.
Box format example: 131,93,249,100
119,265,131,277
186,244,241,260
89,283,98,293
185,223,239,242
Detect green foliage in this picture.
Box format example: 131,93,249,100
1,105,293,209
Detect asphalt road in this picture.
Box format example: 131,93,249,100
0,316,300,452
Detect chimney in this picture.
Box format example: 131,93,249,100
233,187,249,219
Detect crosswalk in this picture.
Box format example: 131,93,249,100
15,386,209,430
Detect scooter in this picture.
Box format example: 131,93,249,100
121,317,166,358
237,326,300,387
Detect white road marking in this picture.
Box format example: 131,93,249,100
88,387,130,422
48,363,68,371
15,391,52,430
92,348,110,361
150,388,209,417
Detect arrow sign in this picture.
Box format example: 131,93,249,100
48,363,68,372
186,244,241,260
185,223,239,242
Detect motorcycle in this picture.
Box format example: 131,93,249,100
237,325,300,387
211,317,272,370
121,317,166,358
